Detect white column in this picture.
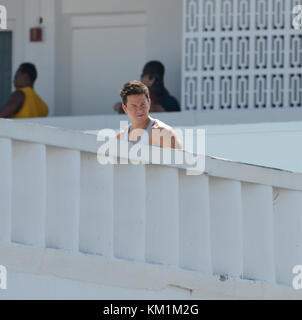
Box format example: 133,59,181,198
209,177,243,278
114,164,146,261
11,141,46,247
146,165,179,266
179,171,211,274
80,153,114,256
242,183,275,282
24,0,56,115
274,188,302,286
0,139,12,242
46,147,80,251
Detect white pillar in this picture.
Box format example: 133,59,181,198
0,139,12,242
11,141,46,247
146,165,179,266
274,188,302,286
209,177,243,278
241,183,275,282
114,164,146,261
80,153,114,256
46,147,80,251
179,171,211,274
24,0,56,116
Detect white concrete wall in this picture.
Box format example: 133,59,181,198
1,119,302,299
1,0,25,76
2,0,183,116
146,0,182,104
55,0,182,116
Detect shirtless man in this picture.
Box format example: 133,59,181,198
116,80,183,150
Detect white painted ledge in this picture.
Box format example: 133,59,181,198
0,242,301,300
0,119,302,190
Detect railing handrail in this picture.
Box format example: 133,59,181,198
1,119,302,190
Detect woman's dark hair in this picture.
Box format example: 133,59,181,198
148,74,166,97
142,61,165,80
141,61,167,97
19,63,38,83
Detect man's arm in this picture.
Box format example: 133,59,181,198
151,126,184,150
0,91,25,118
116,128,127,140
163,128,184,150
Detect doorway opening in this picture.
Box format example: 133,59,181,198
0,31,12,108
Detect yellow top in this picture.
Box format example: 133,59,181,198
12,87,49,118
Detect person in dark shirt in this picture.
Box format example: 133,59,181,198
113,60,180,114
140,61,180,112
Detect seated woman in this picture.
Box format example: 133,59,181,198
0,63,49,119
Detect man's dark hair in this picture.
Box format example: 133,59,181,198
142,61,165,80
120,80,150,105
19,63,38,84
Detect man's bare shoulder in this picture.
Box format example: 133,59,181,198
116,127,127,140
152,119,181,137
151,119,184,149
152,119,173,133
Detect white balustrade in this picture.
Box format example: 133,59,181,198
0,138,12,242
242,183,275,282
209,178,243,278
0,119,302,296
11,141,46,247
46,146,80,251
274,188,302,286
179,171,211,274
80,152,114,256
114,164,146,261
146,165,179,265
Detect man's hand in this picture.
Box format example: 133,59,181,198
0,91,25,118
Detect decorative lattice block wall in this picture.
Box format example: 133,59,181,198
182,0,302,111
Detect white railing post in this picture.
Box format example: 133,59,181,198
241,183,275,282
209,177,243,278
0,138,12,242
146,165,179,266
11,141,46,247
179,170,211,274
46,147,80,251
80,153,114,256
274,188,302,286
114,164,146,261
